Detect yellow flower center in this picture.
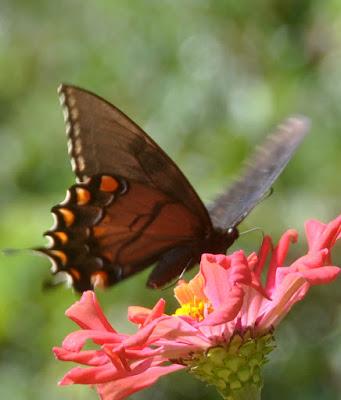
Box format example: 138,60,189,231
174,298,213,321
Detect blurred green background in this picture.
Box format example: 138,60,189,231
0,1,340,399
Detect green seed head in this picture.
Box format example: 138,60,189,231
184,331,275,400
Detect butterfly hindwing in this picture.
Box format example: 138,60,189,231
39,174,208,291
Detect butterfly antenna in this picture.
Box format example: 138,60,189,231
1,247,67,290
239,227,264,239
161,258,193,291
236,189,271,240
1,247,34,256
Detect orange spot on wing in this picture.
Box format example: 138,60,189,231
91,271,108,288
75,187,91,205
103,250,114,261
93,226,108,237
59,208,75,226
53,231,68,244
100,175,119,192
70,268,81,281
49,250,68,265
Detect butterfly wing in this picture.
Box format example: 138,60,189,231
58,84,211,227
208,116,310,229
39,174,207,291
39,85,213,291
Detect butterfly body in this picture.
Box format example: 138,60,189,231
37,84,309,292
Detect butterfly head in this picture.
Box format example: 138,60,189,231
204,226,239,255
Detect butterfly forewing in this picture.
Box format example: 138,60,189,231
208,116,310,229
39,85,218,291
58,84,211,228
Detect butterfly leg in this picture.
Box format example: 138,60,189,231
147,246,197,289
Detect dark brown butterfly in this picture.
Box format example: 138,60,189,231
37,84,309,292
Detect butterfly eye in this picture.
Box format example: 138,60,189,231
226,227,239,242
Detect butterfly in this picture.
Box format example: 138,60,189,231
37,84,310,292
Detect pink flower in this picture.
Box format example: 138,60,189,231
54,216,341,400
53,292,185,400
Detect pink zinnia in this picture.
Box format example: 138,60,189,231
54,215,341,400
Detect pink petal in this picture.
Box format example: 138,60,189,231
114,315,208,359
62,330,124,352
229,251,252,285
259,274,309,330
250,271,269,299
199,286,244,326
121,318,164,349
299,266,341,285
266,230,297,293
201,252,251,308
59,358,168,387
240,287,264,328
149,316,210,349
276,229,298,265
201,257,232,308
121,315,202,350
143,299,166,326
149,316,203,342
59,364,119,385
128,299,166,326
96,363,184,400
53,347,108,366
247,252,258,270
127,306,153,325
305,215,341,252
154,340,206,358
103,347,131,372
123,347,163,359
254,236,272,277
275,250,330,284
66,291,116,332
290,250,329,270
203,253,231,269
305,219,325,248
